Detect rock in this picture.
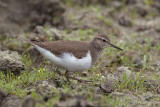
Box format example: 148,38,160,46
114,66,134,83
135,5,148,17
118,16,132,27
143,79,159,92
0,89,8,104
100,66,135,93
1,95,20,107
21,96,35,107
54,98,94,107
29,26,48,41
100,74,116,93
0,89,20,107
0,45,8,51
36,79,59,97
100,66,134,93
46,28,62,40
27,26,46,42
100,66,136,93
26,26,62,41
81,71,88,77
0,50,24,74
117,66,132,77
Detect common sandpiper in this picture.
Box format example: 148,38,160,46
20,34,123,83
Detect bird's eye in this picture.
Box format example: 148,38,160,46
102,39,106,42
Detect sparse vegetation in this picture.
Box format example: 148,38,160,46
0,0,160,107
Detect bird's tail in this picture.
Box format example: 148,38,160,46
18,37,34,45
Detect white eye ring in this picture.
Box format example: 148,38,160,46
102,39,106,42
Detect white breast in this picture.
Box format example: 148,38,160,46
33,44,92,72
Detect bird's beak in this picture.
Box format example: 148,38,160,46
108,42,123,51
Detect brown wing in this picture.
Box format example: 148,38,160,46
32,41,90,59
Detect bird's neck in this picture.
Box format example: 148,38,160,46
89,42,103,66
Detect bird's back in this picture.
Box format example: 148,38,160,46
32,40,90,59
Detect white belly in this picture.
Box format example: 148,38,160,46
33,44,92,72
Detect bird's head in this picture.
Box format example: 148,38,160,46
92,34,123,51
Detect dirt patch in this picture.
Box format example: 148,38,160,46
55,97,94,107
21,95,35,107
100,66,135,93
111,91,160,106
0,0,65,36
62,7,113,31
0,89,8,104
0,50,24,75
0,0,160,106
0,89,20,107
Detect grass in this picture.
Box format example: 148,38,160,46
1,0,160,105
0,67,56,97
0,30,159,106
90,6,113,27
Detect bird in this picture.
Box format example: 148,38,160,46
19,34,123,83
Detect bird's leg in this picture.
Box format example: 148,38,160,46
55,67,62,76
55,67,59,71
65,71,71,84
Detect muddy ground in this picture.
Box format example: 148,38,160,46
0,0,160,107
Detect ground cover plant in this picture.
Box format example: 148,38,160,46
0,0,160,107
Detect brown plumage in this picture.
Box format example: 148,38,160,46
20,34,122,66
32,41,90,59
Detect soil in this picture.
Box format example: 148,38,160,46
0,0,65,37
0,50,24,75
0,89,20,107
0,0,160,106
